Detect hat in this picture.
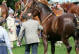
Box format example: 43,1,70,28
8,8,14,14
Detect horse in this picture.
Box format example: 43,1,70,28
15,1,21,13
26,1,79,54
0,4,8,19
61,2,79,16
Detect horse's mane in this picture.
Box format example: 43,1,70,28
33,1,52,13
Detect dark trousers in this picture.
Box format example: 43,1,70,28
0,46,8,54
0,40,8,54
25,43,38,54
16,27,20,37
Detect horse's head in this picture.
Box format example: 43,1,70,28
28,1,41,17
27,1,52,21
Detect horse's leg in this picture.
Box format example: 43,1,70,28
75,40,79,54
75,30,79,54
42,34,48,54
62,38,72,54
51,40,55,54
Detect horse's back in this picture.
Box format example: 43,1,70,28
56,13,76,35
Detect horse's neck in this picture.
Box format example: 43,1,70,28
41,10,51,20
40,7,52,19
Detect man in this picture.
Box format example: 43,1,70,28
18,13,43,54
0,17,13,54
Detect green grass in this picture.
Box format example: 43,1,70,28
12,37,76,54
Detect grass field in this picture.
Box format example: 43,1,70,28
12,37,76,54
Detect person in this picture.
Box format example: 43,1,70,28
56,3,64,13
18,12,43,54
0,17,13,54
6,7,17,48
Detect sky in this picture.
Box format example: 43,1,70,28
48,0,79,4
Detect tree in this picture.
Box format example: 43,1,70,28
7,0,19,10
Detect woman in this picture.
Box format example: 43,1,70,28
6,7,17,48
0,17,13,54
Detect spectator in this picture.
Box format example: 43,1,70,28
0,17,13,54
6,7,17,48
56,3,64,13
18,13,43,54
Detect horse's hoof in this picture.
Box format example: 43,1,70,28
67,46,72,52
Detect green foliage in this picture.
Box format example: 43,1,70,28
0,0,19,9
7,0,19,10
0,0,3,4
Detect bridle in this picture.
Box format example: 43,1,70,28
32,1,53,25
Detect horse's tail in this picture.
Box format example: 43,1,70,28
0,8,2,17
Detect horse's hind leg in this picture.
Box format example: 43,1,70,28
62,38,72,54
51,40,55,54
75,40,79,54
75,30,79,54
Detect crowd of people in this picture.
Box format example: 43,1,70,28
0,0,65,54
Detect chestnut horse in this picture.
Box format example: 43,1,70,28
27,1,79,54
0,5,8,19
61,2,79,16
15,1,21,13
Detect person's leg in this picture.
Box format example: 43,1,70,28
25,44,31,54
0,46,8,54
32,43,38,54
3,46,8,54
0,46,3,54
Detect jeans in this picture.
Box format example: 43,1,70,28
0,40,8,54
25,43,38,54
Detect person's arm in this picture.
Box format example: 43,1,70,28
6,18,12,29
3,29,13,54
38,21,43,30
